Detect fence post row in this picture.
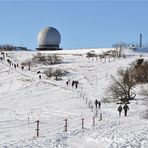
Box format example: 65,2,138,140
34,115,102,137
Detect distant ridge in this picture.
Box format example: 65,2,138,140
133,47,148,53
0,44,31,51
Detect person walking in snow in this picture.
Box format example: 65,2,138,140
66,79,70,87
39,74,41,79
94,99,99,109
98,101,101,109
75,83,78,89
72,81,74,88
66,81,69,86
21,66,24,70
118,105,122,117
123,104,129,116
14,64,16,69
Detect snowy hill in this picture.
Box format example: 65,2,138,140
0,48,148,147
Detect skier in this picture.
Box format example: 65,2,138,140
118,105,122,117
123,104,129,116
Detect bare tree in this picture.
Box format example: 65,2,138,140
44,68,69,80
134,60,148,83
52,54,62,64
106,68,137,103
32,53,62,65
140,84,148,96
112,42,128,57
22,60,33,70
44,68,53,78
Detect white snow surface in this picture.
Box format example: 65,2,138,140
0,48,148,148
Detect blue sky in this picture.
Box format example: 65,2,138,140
0,1,148,49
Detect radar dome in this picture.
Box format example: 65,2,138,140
37,26,61,50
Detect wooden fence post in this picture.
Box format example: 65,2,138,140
28,117,29,125
99,113,102,121
82,118,84,129
78,91,80,96
85,98,88,104
91,105,94,112
64,119,68,132
83,94,85,100
36,120,40,137
95,109,98,117
93,117,95,127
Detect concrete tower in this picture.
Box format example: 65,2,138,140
140,33,142,48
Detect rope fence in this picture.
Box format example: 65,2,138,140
34,115,103,138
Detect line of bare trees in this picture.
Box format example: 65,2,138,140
22,53,69,80
0,44,28,51
86,49,119,62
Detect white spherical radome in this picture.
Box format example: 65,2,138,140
37,27,61,47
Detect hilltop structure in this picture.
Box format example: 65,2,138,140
140,33,142,48
37,26,62,50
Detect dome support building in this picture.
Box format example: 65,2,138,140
37,26,62,50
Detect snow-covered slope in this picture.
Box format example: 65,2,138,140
0,49,148,147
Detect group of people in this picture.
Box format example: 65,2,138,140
0,52,7,60
93,99,130,118
66,79,79,89
118,104,129,117
65,78,131,118
7,58,19,69
94,100,130,117
1,52,20,69
94,99,101,109
37,71,42,79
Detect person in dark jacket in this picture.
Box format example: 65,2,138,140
98,101,101,109
21,66,24,70
123,104,129,116
39,74,41,79
94,99,99,109
72,81,74,88
66,79,70,87
118,105,122,117
75,83,78,89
